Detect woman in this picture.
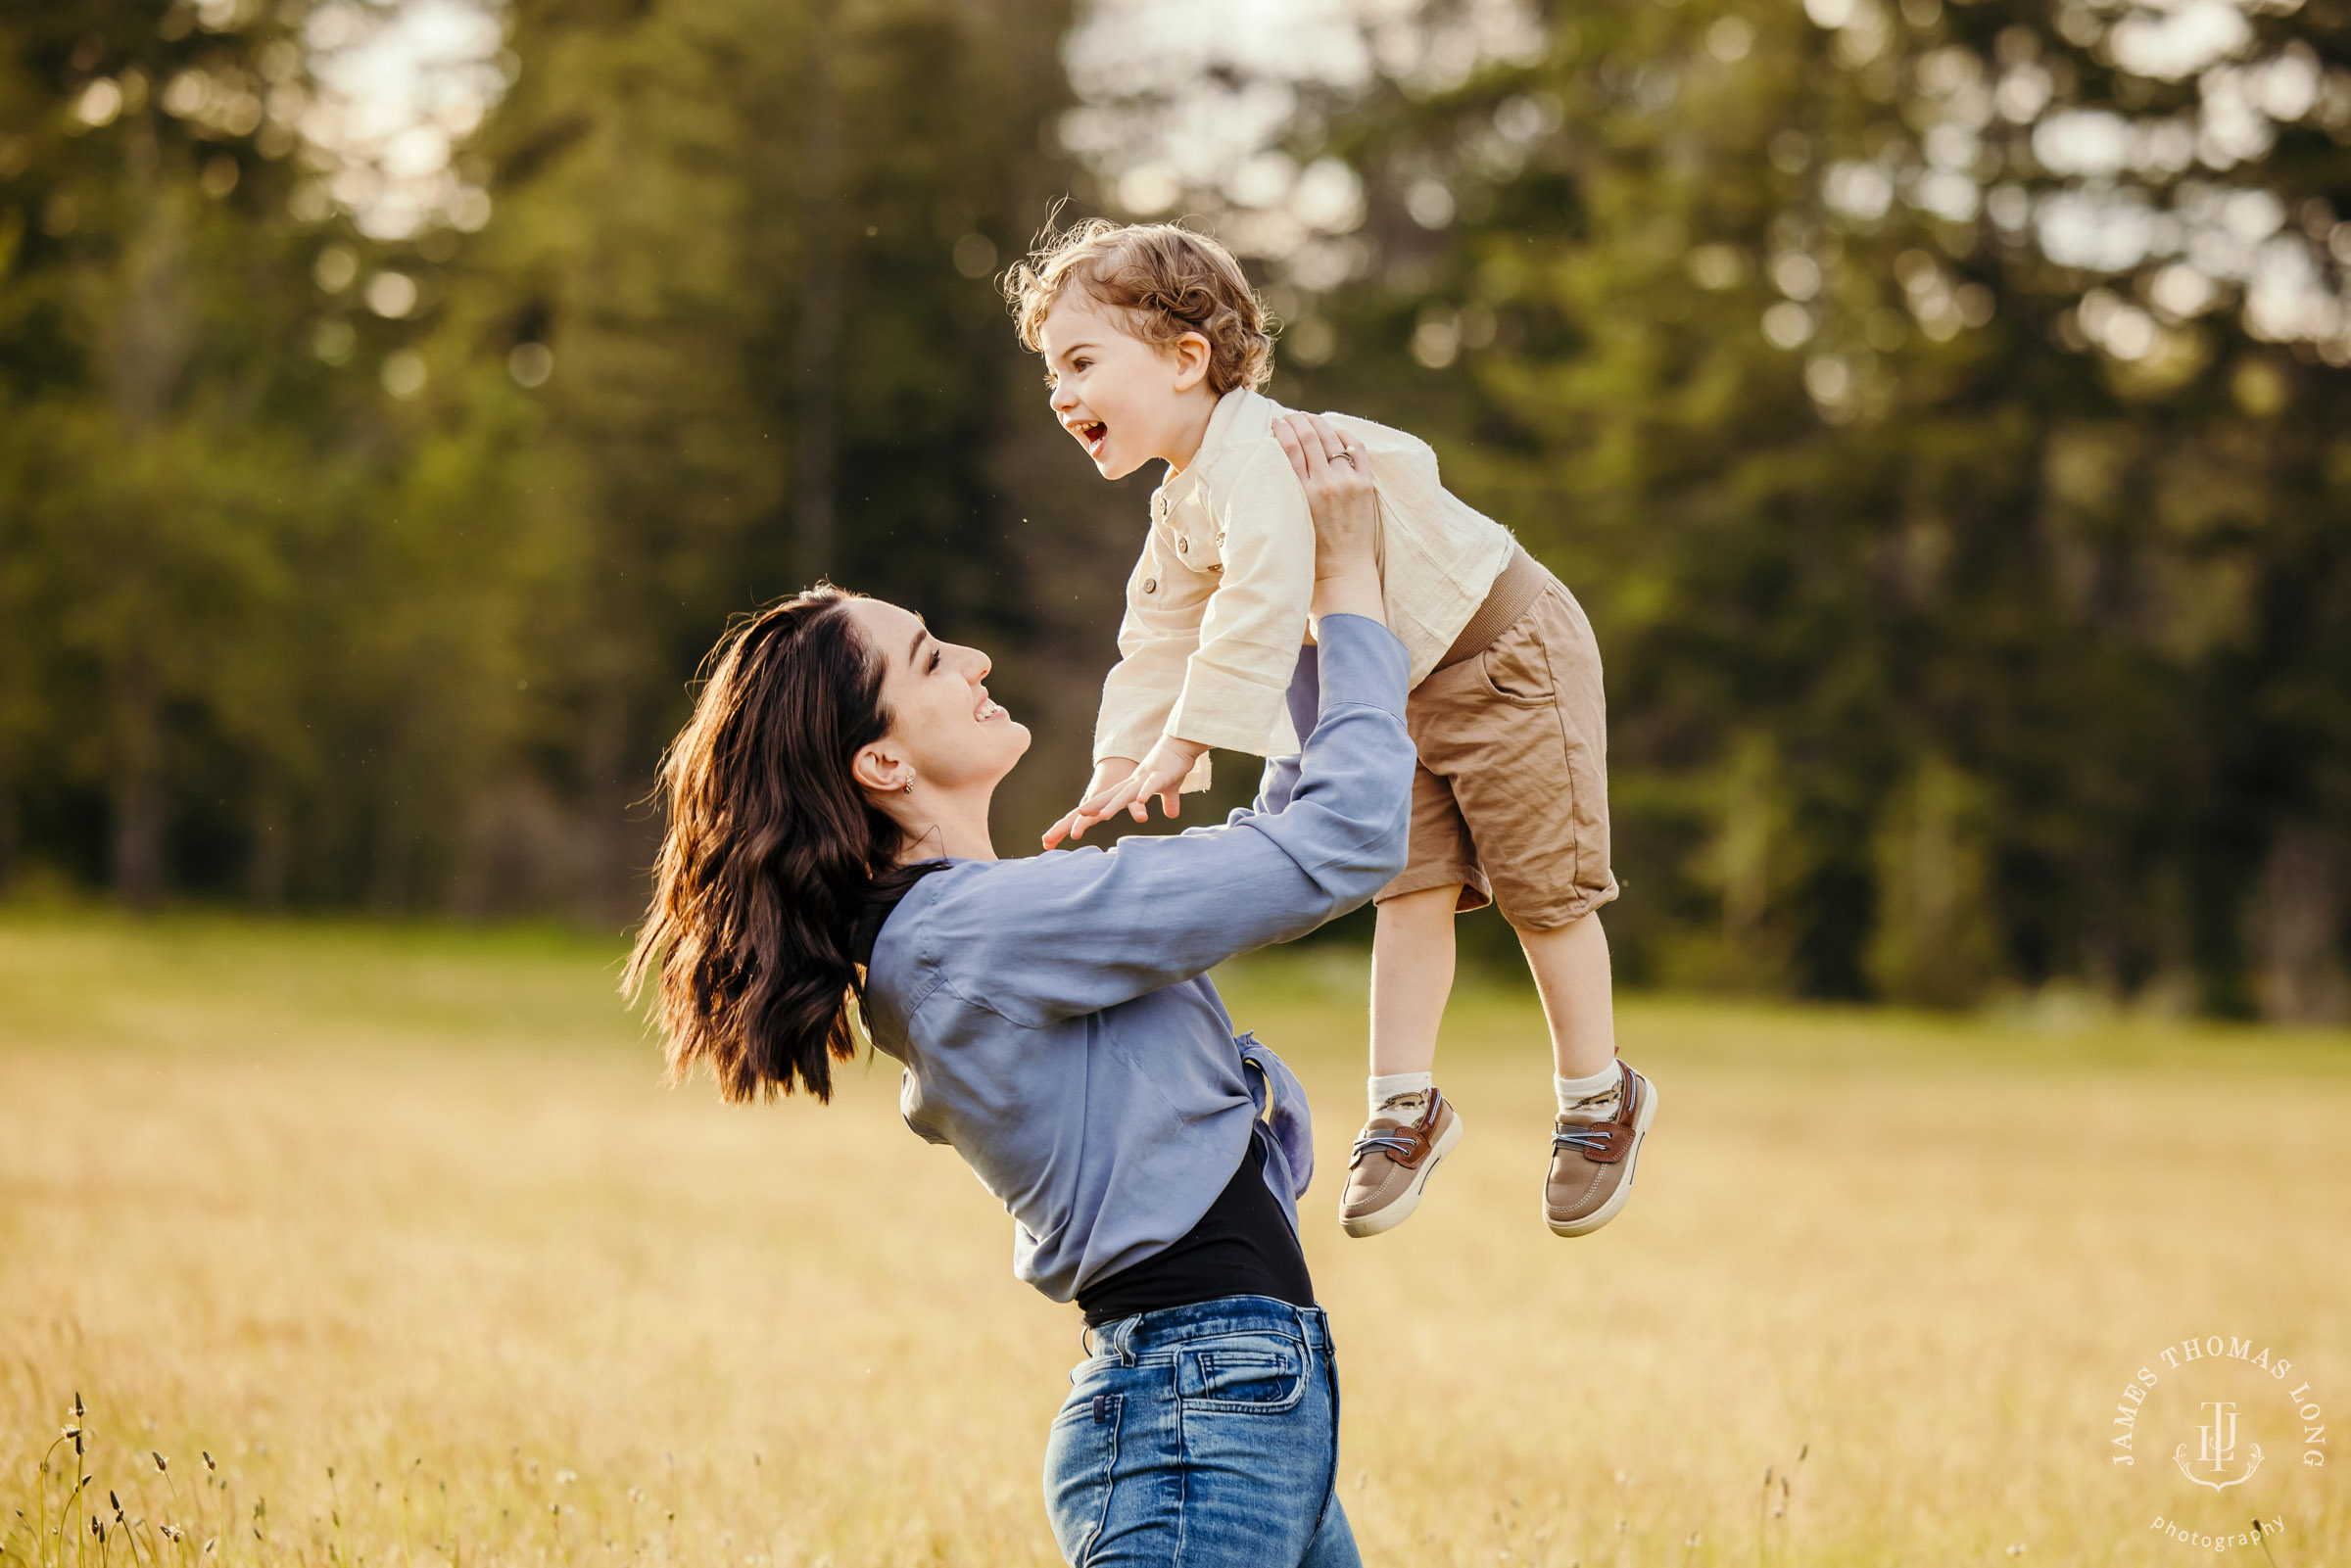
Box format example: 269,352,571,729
625,415,1405,1566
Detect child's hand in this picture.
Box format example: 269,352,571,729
1041,738,1205,848
1041,757,1138,849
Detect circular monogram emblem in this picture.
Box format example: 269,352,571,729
2109,1333,2327,1552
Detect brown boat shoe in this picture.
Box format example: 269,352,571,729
1338,1088,1464,1238
1543,1062,1657,1237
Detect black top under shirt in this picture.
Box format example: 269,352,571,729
851,873,1314,1328
1076,1130,1317,1327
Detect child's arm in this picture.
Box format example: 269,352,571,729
1057,442,1320,839
1041,532,1209,849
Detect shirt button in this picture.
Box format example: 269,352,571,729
1176,537,1189,554
1143,578,1157,594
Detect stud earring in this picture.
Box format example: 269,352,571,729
902,771,916,793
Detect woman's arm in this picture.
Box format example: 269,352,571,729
920,613,1411,1027
923,424,1400,1026
1058,413,1386,839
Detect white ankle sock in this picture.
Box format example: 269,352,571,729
1367,1070,1433,1120
1555,1064,1621,1120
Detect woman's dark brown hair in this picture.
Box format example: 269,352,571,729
623,587,927,1103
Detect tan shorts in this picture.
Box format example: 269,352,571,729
1376,560,1618,930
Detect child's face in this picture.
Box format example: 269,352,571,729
1039,293,1213,481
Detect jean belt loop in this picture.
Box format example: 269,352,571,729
1110,1312,1141,1368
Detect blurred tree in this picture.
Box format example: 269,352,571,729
405,0,1118,919
0,0,1125,921
0,0,341,906
7,0,2345,1022
1231,0,2351,1016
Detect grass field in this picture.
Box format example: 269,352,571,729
1,911,2345,1567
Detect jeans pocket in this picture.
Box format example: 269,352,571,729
1044,1390,1123,1564
1176,1334,1308,1412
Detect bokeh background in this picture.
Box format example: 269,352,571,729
6,0,2351,1017
6,7,2351,1565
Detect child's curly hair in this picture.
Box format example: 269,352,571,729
1004,218,1273,395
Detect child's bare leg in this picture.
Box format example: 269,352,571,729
1515,908,1616,1081
1369,883,1462,1078
1338,883,1467,1237
1523,908,1655,1239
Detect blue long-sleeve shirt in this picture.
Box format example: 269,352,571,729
859,613,1414,1302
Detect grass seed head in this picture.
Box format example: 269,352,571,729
153,1452,168,1473
201,1453,215,1473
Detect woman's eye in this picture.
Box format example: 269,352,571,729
928,648,941,673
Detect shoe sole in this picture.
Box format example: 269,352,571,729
1545,1075,1658,1238
1340,1112,1465,1239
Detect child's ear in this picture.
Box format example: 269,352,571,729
1170,331,1214,394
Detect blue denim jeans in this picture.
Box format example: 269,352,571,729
1043,1296,1361,1567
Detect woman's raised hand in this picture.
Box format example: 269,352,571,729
1271,411,1385,627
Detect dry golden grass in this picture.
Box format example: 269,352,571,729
2,912,2346,1567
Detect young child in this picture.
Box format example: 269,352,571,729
1006,219,1655,1240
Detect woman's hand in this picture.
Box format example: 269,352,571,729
1271,411,1384,627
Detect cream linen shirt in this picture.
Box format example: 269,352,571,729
1094,388,1515,780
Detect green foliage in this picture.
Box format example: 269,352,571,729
2,0,2346,1019
1271,0,2351,1015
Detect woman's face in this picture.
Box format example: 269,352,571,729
845,597,1031,793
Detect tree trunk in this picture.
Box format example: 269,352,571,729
0,784,17,894
370,790,412,912
2253,826,2349,1022
574,684,636,927
792,1,843,588
248,768,290,909
111,658,165,911
104,116,190,914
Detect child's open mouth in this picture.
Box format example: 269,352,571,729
1077,420,1108,458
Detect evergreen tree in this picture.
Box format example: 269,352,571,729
1263,0,2351,1014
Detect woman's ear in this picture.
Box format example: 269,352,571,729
851,743,913,797
1170,330,1214,394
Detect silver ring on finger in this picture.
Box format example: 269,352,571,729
1332,449,1357,467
